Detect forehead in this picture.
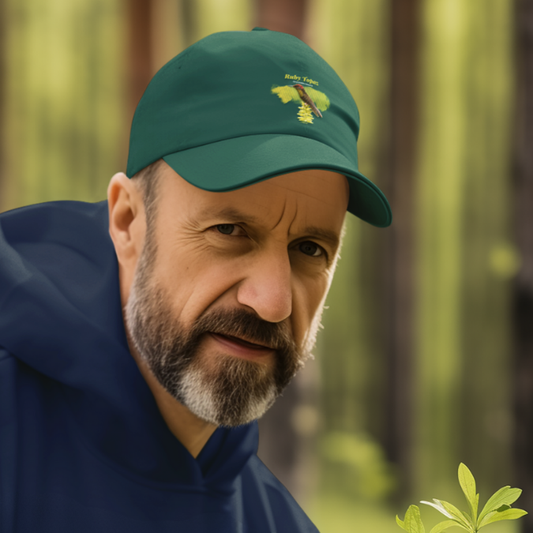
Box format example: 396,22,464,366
156,164,349,233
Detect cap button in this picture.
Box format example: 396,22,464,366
251,27,269,31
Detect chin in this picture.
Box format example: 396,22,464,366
174,353,281,427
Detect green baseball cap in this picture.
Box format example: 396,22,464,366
126,28,392,227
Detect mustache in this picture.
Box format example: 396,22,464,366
189,308,297,353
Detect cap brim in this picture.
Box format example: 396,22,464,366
163,134,392,227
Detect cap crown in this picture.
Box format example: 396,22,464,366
127,29,361,178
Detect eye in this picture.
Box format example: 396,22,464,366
215,224,246,236
217,224,235,235
298,241,323,257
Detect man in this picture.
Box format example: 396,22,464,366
0,28,391,532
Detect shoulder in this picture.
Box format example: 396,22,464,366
0,199,108,219
0,200,109,245
0,199,114,298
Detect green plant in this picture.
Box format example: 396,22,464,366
396,463,527,533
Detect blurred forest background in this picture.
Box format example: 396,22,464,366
1,0,533,532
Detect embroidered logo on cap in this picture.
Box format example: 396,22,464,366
271,82,330,124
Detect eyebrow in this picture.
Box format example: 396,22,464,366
199,207,341,249
300,226,340,249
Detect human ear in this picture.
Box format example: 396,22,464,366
107,172,146,269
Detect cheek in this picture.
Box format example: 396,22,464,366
291,274,330,343
153,243,249,320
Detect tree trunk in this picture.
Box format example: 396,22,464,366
254,0,308,41
513,1,533,531
383,0,420,502
127,0,154,134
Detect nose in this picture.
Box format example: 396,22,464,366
236,250,292,323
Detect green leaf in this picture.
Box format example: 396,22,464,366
403,505,426,533
421,500,471,531
429,520,462,533
478,508,528,528
458,464,478,520
495,505,511,513
437,499,474,530
477,487,522,525
397,515,407,531
421,500,454,519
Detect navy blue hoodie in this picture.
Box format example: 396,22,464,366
0,200,319,532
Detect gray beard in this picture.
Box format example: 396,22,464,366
123,232,308,427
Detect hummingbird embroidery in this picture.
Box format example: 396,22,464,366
292,84,322,118
271,83,330,124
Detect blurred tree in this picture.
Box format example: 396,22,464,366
512,1,533,532
457,0,515,494
181,0,197,48
306,0,393,511
127,0,154,127
255,0,308,41
190,0,250,44
414,0,469,496
415,0,514,499
382,0,420,502
0,0,126,211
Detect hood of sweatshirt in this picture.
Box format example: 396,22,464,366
0,199,258,490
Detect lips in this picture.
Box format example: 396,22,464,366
210,333,272,351
207,332,276,363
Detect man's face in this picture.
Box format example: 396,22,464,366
124,164,348,427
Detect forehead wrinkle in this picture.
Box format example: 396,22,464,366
271,197,289,231
196,206,260,224
269,180,347,209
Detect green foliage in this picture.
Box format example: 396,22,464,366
397,505,426,533
396,464,527,533
319,431,396,501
